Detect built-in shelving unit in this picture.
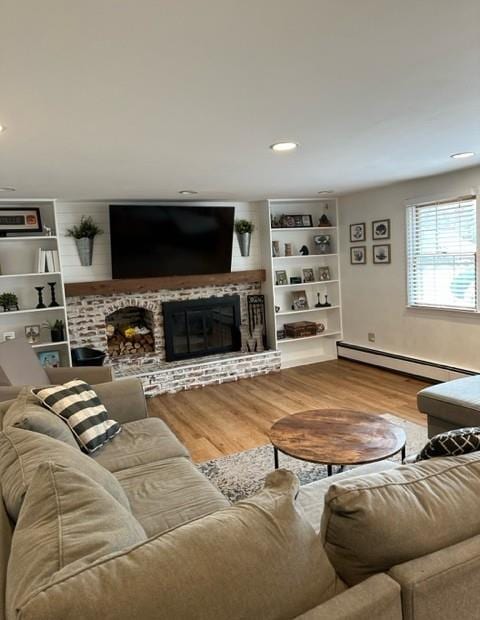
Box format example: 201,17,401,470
261,198,343,368
0,200,71,367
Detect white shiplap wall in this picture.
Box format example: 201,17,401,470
56,201,264,283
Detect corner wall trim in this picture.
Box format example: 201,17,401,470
337,342,477,382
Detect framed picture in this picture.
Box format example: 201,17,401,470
280,214,313,228
0,207,42,235
37,350,60,368
275,270,288,286
318,266,331,281
291,290,309,311
372,219,390,240
350,222,366,242
290,276,302,284
25,324,41,344
350,246,366,264
302,268,315,283
313,234,331,254
373,244,391,264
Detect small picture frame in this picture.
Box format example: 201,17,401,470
37,350,60,368
280,214,313,228
318,266,331,281
291,290,309,311
289,276,302,284
25,324,41,344
275,270,288,286
350,246,366,264
0,207,42,236
372,219,390,240
350,223,366,242
302,268,315,283
373,244,391,264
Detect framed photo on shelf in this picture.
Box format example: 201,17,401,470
350,222,366,242
291,290,309,311
302,268,315,283
280,214,313,228
37,350,60,368
25,324,41,344
372,219,390,240
0,207,42,235
318,266,331,281
290,276,302,284
350,246,366,264
275,270,288,286
373,244,391,264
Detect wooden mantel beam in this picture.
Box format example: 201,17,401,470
64,269,266,297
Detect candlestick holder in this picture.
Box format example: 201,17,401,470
48,282,60,307
35,286,46,309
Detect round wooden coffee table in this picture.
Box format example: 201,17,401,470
269,409,406,475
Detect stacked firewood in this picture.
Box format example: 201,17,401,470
107,332,154,357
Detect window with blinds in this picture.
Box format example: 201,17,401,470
407,197,477,310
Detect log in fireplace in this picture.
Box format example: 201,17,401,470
163,295,241,362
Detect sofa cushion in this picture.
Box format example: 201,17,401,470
0,426,130,521
7,462,147,618
416,427,480,461
4,386,78,449
417,376,480,427
321,451,480,586
92,417,189,473
15,470,339,620
33,380,121,453
115,456,229,536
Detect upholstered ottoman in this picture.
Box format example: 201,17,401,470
418,376,480,438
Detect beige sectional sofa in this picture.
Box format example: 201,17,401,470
1,372,480,619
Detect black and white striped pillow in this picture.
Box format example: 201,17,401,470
32,380,121,453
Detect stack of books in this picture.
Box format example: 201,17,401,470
36,249,60,273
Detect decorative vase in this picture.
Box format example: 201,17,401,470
51,326,65,342
75,237,94,266
236,232,251,257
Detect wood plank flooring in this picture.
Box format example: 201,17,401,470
147,359,431,463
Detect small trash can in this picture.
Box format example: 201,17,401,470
71,347,106,367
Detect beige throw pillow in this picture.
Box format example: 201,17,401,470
3,387,78,448
7,462,147,619
0,426,130,521
15,470,339,620
321,451,480,585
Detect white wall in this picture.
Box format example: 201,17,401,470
56,201,264,283
339,165,480,371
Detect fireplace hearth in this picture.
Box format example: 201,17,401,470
163,295,241,362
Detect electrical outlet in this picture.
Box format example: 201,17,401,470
368,332,375,343
3,331,16,342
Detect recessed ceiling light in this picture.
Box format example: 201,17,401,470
450,151,475,159
178,190,198,195
318,190,334,195
270,142,298,152
0,125,6,133
0,186,15,192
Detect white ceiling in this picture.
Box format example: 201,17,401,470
1,0,480,201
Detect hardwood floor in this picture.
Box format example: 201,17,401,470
147,359,431,463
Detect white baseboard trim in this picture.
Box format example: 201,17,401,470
281,353,337,369
337,342,476,382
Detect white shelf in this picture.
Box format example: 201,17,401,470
275,280,339,289
0,272,61,279
276,306,340,317
272,253,337,260
271,227,336,232
278,331,342,344
31,340,69,348
0,235,58,241
0,306,65,317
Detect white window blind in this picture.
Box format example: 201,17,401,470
407,197,477,310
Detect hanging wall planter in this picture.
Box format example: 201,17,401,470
235,219,254,258
66,216,103,267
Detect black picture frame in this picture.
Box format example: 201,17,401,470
373,244,391,264
289,276,302,284
0,207,42,236
281,214,313,228
372,219,391,240
350,222,366,242
350,246,366,264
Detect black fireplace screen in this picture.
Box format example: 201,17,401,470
163,295,241,362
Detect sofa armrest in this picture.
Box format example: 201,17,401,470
295,574,402,620
94,378,148,424
45,366,113,385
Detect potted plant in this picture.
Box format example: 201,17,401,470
66,216,103,266
49,319,65,342
235,219,254,257
0,292,19,312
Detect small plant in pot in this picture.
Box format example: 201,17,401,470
49,319,65,342
66,216,103,266
0,292,19,312
235,219,254,257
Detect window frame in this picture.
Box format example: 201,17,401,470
405,195,479,314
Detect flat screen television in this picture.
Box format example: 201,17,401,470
109,204,234,279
